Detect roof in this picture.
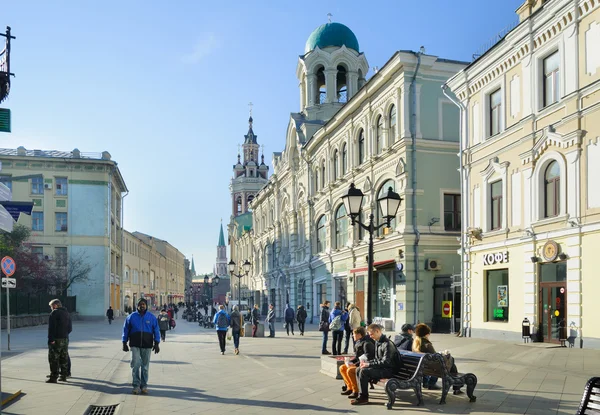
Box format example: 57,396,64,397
305,22,359,54
234,212,253,238
218,223,226,247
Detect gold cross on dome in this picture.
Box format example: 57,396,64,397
248,102,253,117
327,13,332,23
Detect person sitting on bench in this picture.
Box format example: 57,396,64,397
340,327,375,399
352,324,401,406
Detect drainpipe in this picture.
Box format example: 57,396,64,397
108,168,113,315
410,51,422,324
442,83,468,337
121,189,129,315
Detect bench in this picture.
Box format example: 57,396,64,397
576,377,600,414
428,353,477,404
382,351,436,409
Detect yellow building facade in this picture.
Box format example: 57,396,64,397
446,0,600,347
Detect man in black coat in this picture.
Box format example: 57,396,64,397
395,323,415,351
47,299,72,383
352,324,401,405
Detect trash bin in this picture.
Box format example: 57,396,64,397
559,319,567,347
522,318,531,343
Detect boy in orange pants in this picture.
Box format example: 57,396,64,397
340,327,375,399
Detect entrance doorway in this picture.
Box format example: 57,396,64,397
355,275,364,316
538,262,567,343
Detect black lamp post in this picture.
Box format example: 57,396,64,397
228,259,251,308
341,183,402,325
203,274,220,305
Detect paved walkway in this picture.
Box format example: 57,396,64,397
1,317,599,414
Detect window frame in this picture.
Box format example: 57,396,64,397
490,180,503,231
485,268,509,322
333,150,339,181
316,215,327,254
376,115,384,154
542,50,560,108
358,130,365,165
55,177,68,196
543,160,560,218
55,212,68,232
32,211,44,232
489,88,502,137
0,175,12,191
31,176,44,195
55,247,68,267
389,105,397,143
341,143,347,175
335,205,348,249
443,193,461,231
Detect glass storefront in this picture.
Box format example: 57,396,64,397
486,269,509,322
538,262,567,342
375,270,393,318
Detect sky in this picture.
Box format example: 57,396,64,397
2,0,523,273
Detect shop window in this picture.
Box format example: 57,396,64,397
486,269,509,322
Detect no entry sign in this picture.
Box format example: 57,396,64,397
1,256,16,277
442,300,452,319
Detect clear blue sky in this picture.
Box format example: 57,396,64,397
3,0,522,273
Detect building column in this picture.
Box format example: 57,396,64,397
325,69,337,104
347,70,359,99
307,74,317,106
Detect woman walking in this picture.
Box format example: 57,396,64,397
230,306,243,355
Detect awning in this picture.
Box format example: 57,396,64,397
350,259,396,274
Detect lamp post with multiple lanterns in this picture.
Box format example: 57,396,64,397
228,259,251,308
203,275,220,305
341,183,402,325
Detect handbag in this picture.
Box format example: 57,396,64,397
239,314,245,337
319,321,329,332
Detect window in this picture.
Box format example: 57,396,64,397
358,130,365,164
490,180,502,230
376,115,384,154
55,212,68,232
31,177,43,194
486,269,509,322
444,194,461,231
544,161,560,218
0,175,11,191
317,283,327,306
321,162,325,188
55,177,68,195
341,143,347,175
377,180,396,235
125,266,130,281
489,89,502,136
389,105,397,142
32,246,44,260
133,269,139,284
314,169,319,192
543,51,560,107
55,247,67,267
333,150,339,180
316,215,326,253
236,196,242,215
32,211,44,231
335,205,348,249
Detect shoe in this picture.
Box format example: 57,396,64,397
350,397,369,405
58,377,67,382
46,378,58,383
341,385,348,392
141,388,148,395
341,390,353,396
322,351,331,355
348,393,359,399
221,351,225,355
132,387,140,395
66,372,71,378
428,384,442,390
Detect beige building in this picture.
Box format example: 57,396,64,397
446,0,600,347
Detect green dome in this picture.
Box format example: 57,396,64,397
305,23,359,54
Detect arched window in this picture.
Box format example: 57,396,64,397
316,66,326,104
316,215,326,253
236,196,242,215
544,161,560,218
247,195,254,212
376,115,384,154
389,105,397,143
377,180,397,235
358,130,365,165
342,143,347,175
321,161,326,188
263,246,268,272
333,150,339,180
337,65,348,103
271,241,277,268
314,168,319,192
335,205,348,249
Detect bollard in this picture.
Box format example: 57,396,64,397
522,318,531,343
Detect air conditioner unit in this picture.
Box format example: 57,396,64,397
44,183,53,190
44,255,54,261
425,259,441,271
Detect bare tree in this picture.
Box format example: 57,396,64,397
51,251,94,295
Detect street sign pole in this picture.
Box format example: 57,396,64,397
5,277,9,350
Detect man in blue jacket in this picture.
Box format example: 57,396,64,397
213,305,230,355
122,298,161,395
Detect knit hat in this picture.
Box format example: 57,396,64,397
414,323,431,338
137,298,148,306
401,323,415,333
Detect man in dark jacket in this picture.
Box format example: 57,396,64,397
266,304,275,338
395,323,415,351
284,304,295,336
122,298,161,395
230,306,242,355
47,299,72,383
296,305,307,336
340,327,376,398
352,324,401,405
251,304,261,337
106,306,114,325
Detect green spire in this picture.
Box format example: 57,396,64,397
218,223,226,247
191,256,196,276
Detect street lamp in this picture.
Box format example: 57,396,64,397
228,259,251,308
204,274,220,305
341,183,402,325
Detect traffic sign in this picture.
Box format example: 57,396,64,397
442,300,452,318
1,256,16,277
1,278,15,288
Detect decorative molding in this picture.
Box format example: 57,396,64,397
480,156,510,179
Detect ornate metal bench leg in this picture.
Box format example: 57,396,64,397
414,383,424,406
440,376,450,404
465,374,477,402
385,380,398,410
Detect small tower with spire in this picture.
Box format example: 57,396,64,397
214,222,228,277
191,255,196,277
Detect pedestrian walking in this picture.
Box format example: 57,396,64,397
174,305,179,319
122,298,161,395
106,306,114,325
329,301,349,355
158,309,170,342
251,304,260,337
296,305,307,336
230,306,242,355
319,301,331,355
284,303,295,336
342,302,352,353
46,299,72,383
213,305,230,354
266,304,276,337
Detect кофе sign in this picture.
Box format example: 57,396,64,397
482,251,509,266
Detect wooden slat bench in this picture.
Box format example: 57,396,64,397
576,377,600,415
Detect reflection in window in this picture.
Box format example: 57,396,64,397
376,116,384,154
358,130,365,164
543,51,560,107
316,215,326,253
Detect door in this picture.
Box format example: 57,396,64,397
432,276,452,333
539,283,566,343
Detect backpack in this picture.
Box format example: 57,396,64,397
216,312,229,329
329,315,342,331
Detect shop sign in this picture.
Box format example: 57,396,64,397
493,308,506,319
543,240,559,262
482,251,509,266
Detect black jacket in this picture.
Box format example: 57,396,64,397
251,308,260,324
106,308,114,319
48,307,72,343
296,306,307,323
395,333,413,351
320,306,330,323
350,336,375,365
369,334,401,371
230,310,242,331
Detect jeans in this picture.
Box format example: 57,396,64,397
233,329,240,349
357,367,395,399
285,321,295,335
268,321,275,337
252,324,258,337
343,328,352,353
298,321,305,334
332,330,344,355
322,330,329,353
217,330,227,352
424,375,438,387
160,329,166,341
131,347,151,389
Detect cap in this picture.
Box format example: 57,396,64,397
137,298,148,306
401,323,415,333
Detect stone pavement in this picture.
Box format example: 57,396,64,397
1,316,599,415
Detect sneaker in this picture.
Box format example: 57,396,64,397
348,392,359,399
132,387,140,395
46,378,58,383
234,348,239,355
322,351,331,355
221,351,225,355
141,388,148,395
341,385,348,392
341,390,353,396
350,397,369,405
58,377,68,382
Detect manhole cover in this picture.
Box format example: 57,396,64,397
85,404,119,415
